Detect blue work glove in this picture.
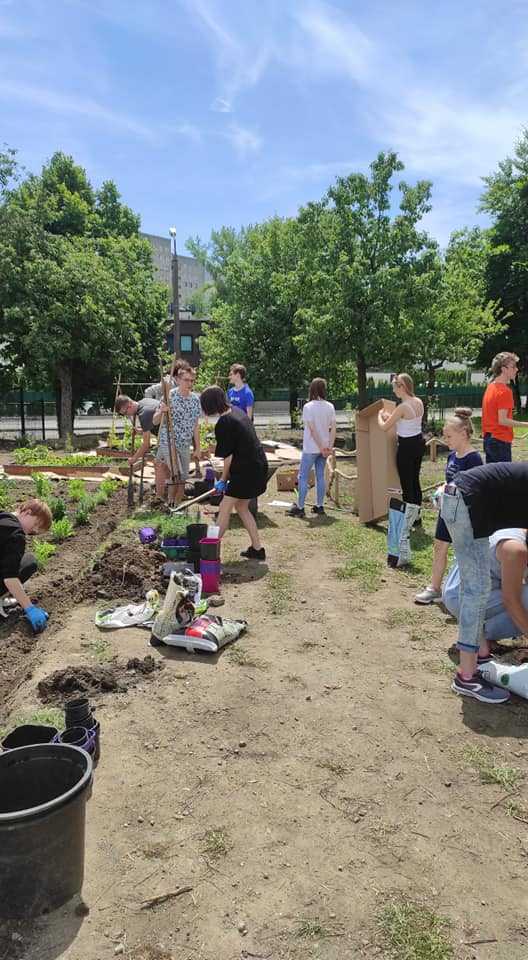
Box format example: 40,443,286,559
214,479,228,494
24,605,49,633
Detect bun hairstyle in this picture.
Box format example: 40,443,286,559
445,406,474,438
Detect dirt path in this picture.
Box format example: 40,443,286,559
3,497,528,960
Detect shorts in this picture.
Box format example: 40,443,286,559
227,464,268,501
434,515,452,544
155,444,191,480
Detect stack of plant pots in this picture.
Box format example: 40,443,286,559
186,522,208,573
199,536,221,594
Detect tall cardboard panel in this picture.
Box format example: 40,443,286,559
355,399,400,522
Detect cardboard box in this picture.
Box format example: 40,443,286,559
355,399,400,523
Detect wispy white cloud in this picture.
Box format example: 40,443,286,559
224,122,262,157
294,2,375,84
168,122,203,144
184,0,273,111
0,81,156,141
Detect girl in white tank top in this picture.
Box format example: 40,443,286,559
377,373,425,506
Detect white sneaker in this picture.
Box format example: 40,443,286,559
414,586,442,605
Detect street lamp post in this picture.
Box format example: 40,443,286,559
169,227,180,357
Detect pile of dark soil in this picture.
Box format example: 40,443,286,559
82,541,166,601
37,657,164,704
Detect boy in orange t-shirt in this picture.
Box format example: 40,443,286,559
481,351,523,462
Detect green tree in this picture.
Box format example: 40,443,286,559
197,217,308,413
0,150,167,437
479,130,528,393
399,228,504,416
295,152,434,407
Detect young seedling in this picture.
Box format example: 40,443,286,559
33,540,57,570
67,478,86,502
0,477,14,510
47,496,67,521
31,472,53,499
50,517,75,542
203,827,229,860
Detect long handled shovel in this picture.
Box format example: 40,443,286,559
139,456,145,505
169,487,218,514
127,417,137,509
161,364,185,507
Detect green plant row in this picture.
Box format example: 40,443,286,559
14,445,115,466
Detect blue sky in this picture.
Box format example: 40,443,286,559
1,0,527,249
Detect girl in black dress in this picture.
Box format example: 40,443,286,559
200,386,268,560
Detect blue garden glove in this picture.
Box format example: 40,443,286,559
24,605,49,633
214,479,228,494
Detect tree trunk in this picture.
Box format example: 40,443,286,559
357,352,368,409
513,376,522,415
55,384,62,439
57,363,74,440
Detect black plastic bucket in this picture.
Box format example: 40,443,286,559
0,744,93,919
199,537,221,561
1,724,58,751
186,523,208,550
64,697,92,728
56,726,96,756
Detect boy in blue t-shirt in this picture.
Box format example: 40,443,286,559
227,364,254,419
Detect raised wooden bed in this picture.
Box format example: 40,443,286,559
5,463,117,477
96,446,130,459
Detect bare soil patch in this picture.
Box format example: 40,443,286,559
80,541,166,602
3,482,528,960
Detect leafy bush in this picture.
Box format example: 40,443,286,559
47,496,67,521
0,477,14,510
93,490,109,506
50,518,75,541
33,540,57,570
67,478,86,502
31,473,53,498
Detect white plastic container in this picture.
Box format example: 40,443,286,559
480,661,528,699
207,525,220,539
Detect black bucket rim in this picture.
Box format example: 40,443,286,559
0,744,93,824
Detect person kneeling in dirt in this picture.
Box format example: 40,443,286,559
0,499,52,632
200,386,268,561
443,527,528,668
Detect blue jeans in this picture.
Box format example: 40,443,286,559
441,487,490,652
443,569,528,643
298,452,326,509
483,434,512,464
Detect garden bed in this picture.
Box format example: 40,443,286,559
5,462,120,476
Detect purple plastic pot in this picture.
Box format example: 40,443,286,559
139,527,157,545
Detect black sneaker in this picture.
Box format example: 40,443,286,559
287,505,305,518
240,546,266,561
311,505,325,515
451,672,510,704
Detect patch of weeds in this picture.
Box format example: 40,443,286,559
328,518,386,590
317,758,348,777
378,899,453,960
296,919,331,939
386,607,422,628
429,659,454,676
89,636,113,663
266,571,292,615
33,539,57,570
285,673,305,685
507,800,528,822
50,517,75,541
463,745,523,791
203,827,229,860
227,645,265,669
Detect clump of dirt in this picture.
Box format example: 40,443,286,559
127,655,160,675
81,541,166,601
130,946,174,960
38,664,126,702
37,657,164,704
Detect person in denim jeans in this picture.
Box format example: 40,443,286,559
440,461,528,704
443,528,528,653
288,378,336,519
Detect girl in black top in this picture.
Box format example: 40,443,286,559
200,386,268,561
